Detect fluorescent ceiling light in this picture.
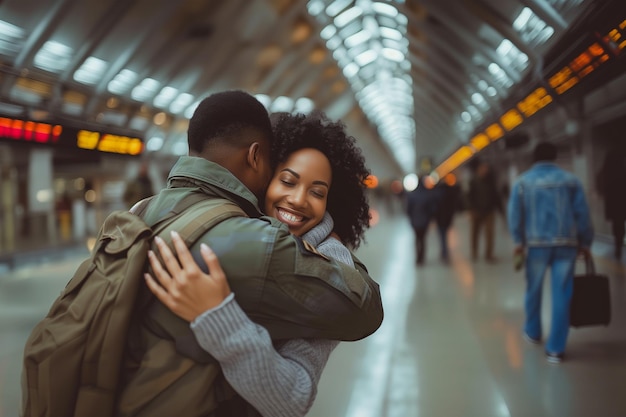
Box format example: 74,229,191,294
326,0,353,17
131,78,160,101
169,93,194,114
108,69,138,94
270,96,294,113
294,97,315,114
33,40,72,73
334,7,363,28
73,56,107,85
146,136,164,151
371,2,398,18
153,86,179,108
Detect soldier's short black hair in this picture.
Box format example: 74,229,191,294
533,142,557,162
270,111,371,249
187,90,273,154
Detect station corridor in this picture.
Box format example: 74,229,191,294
1,203,625,417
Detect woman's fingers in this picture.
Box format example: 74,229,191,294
144,272,172,306
147,250,174,289
170,231,200,275
200,244,226,282
153,235,182,275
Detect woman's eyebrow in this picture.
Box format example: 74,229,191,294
281,168,329,188
281,168,300,178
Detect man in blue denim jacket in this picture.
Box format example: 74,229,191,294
507,142,594,363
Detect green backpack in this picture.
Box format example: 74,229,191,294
20,193,245,417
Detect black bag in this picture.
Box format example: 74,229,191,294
570,254,611,328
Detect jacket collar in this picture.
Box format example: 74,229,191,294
167,156,263,215
532,161,558,169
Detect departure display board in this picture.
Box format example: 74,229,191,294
0,115,144,156
435,14,626,179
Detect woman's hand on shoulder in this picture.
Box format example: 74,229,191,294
144,230,231,322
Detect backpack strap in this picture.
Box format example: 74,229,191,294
129,196,155,217
175,202,245,245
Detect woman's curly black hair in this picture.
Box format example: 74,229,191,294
270,111,371,249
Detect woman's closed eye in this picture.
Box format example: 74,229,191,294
311,189,327,199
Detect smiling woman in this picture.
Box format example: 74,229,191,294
269,111,372,249
265,148,332,237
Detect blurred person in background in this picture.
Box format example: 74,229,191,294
123,163,154,208
406,175,439,265
596,141,626,259
467,160,503,262
507,142,593,363
434,175,462,263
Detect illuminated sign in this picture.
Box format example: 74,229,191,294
517,87,553,117
470,133,490,151
548,42,611,95
435,146,475,178
0,115,144,156
485,123,504,141
434,12,626,179
0,117,62,143
500,109,524,131
77,130,143,155
605,19,626,55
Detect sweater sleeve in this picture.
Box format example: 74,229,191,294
190,213,350,417
191,297,338,417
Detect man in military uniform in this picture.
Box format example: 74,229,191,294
116,91,383,416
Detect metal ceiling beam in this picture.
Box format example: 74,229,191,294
205,1,305,91
417,0,523,83
0,0,78,97
84,0,184,115
519,0,568,30
461,0,542,71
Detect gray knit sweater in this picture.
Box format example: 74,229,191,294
191,212,351,417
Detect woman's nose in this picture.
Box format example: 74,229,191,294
286,188,307,206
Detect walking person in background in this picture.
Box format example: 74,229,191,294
123,163,154,208
434,174,462,263
507,142,594,364
467,160,502,262
406,175,439,265
596,141,626,260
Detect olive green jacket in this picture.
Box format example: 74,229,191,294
116,156,383,416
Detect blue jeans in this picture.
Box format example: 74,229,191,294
524,246,578,354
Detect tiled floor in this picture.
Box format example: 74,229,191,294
2,205,625,417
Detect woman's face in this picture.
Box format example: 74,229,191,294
264,148,332,236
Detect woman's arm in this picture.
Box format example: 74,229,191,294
191,295,338,417
145,230,338,417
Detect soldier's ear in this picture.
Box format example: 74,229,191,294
247,142,261,171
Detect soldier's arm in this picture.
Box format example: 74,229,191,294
239,221,384,341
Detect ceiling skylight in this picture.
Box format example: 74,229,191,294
107,69,138,95
0,20,25,57
308,0,416,173
169,93,194,114
33,40,73,73
73,56,107,85
131,78,160,102
513,7,555,47
153,86,178,109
